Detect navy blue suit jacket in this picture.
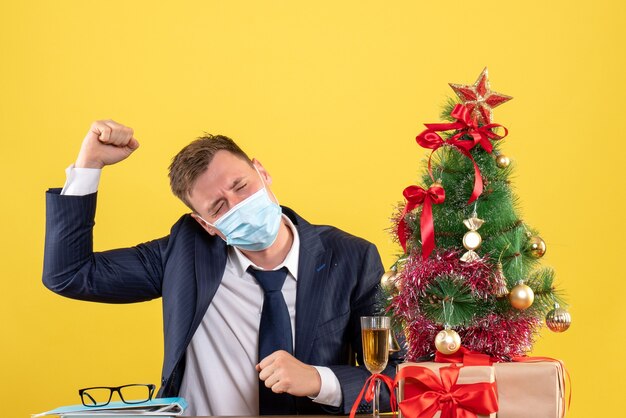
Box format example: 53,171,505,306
43,189,401,414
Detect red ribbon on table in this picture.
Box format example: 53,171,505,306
416,104,508,204
397,183,445,259
395,364,499,418
349,373,396,418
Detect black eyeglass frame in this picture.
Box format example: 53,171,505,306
78,383,156,407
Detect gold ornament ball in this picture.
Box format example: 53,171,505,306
509,283,534,310
380,270,396,291
495,154,511,168
527,236,547,258
546,306,572,332
462,230,482,251
434,329,461,355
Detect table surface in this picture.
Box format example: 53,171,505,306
185,415,391,418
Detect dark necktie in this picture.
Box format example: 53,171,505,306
248,266,296,415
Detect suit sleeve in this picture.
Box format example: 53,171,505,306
328,242,404,414
42,188,166,303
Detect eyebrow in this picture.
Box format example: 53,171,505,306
207,176,246,214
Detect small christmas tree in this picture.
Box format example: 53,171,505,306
384,68,571,361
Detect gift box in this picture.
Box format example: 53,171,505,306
397,362,497,418
494,361,565,418
396,360,566,418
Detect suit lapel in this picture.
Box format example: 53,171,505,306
290,210,333,364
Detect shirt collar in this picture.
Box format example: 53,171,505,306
229,214,300,280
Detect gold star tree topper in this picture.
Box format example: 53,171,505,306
449,67,513,125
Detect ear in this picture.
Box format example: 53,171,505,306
252,158,272,186
191,213,217,236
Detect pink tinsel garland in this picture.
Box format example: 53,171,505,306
391,249,540,361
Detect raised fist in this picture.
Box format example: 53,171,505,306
75,120,140,168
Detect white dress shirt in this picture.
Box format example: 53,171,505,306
61,166,342,416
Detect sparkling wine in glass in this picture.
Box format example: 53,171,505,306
361,316,390,417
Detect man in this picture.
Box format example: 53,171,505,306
43,120,400,416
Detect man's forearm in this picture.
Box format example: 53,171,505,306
42,188,164,303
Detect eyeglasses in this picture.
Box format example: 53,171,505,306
78,384,156,407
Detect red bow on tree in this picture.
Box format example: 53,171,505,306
396,364,499,418
416,104,508,203
397,184,445,259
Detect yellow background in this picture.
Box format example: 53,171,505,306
1,1,624,416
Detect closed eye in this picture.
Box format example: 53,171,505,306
211,202,224,217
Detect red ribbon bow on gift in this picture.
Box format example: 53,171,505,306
348,373,396,418
397,183,445,259
435,347,496,366
416,104,508,204
435,348,572,415
396,364,499,418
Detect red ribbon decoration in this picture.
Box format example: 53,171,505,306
416,104,508,204
425,104,509,153
397,184,445,259
434,347,496,366
395,364,499,418
349,373,396,418
434,349,571,416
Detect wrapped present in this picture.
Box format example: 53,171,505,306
396,362,497,418
494,361,565,418
396,359,567,418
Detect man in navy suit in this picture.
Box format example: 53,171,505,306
43,120,401,416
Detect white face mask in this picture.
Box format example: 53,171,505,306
200,168,282,251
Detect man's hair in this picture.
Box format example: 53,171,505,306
169,134,252,209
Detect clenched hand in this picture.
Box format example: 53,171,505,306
75,120,139,168
256,350,322,398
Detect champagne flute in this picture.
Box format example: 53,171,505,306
361,316,390,417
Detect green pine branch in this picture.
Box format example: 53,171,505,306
419,275,489,327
